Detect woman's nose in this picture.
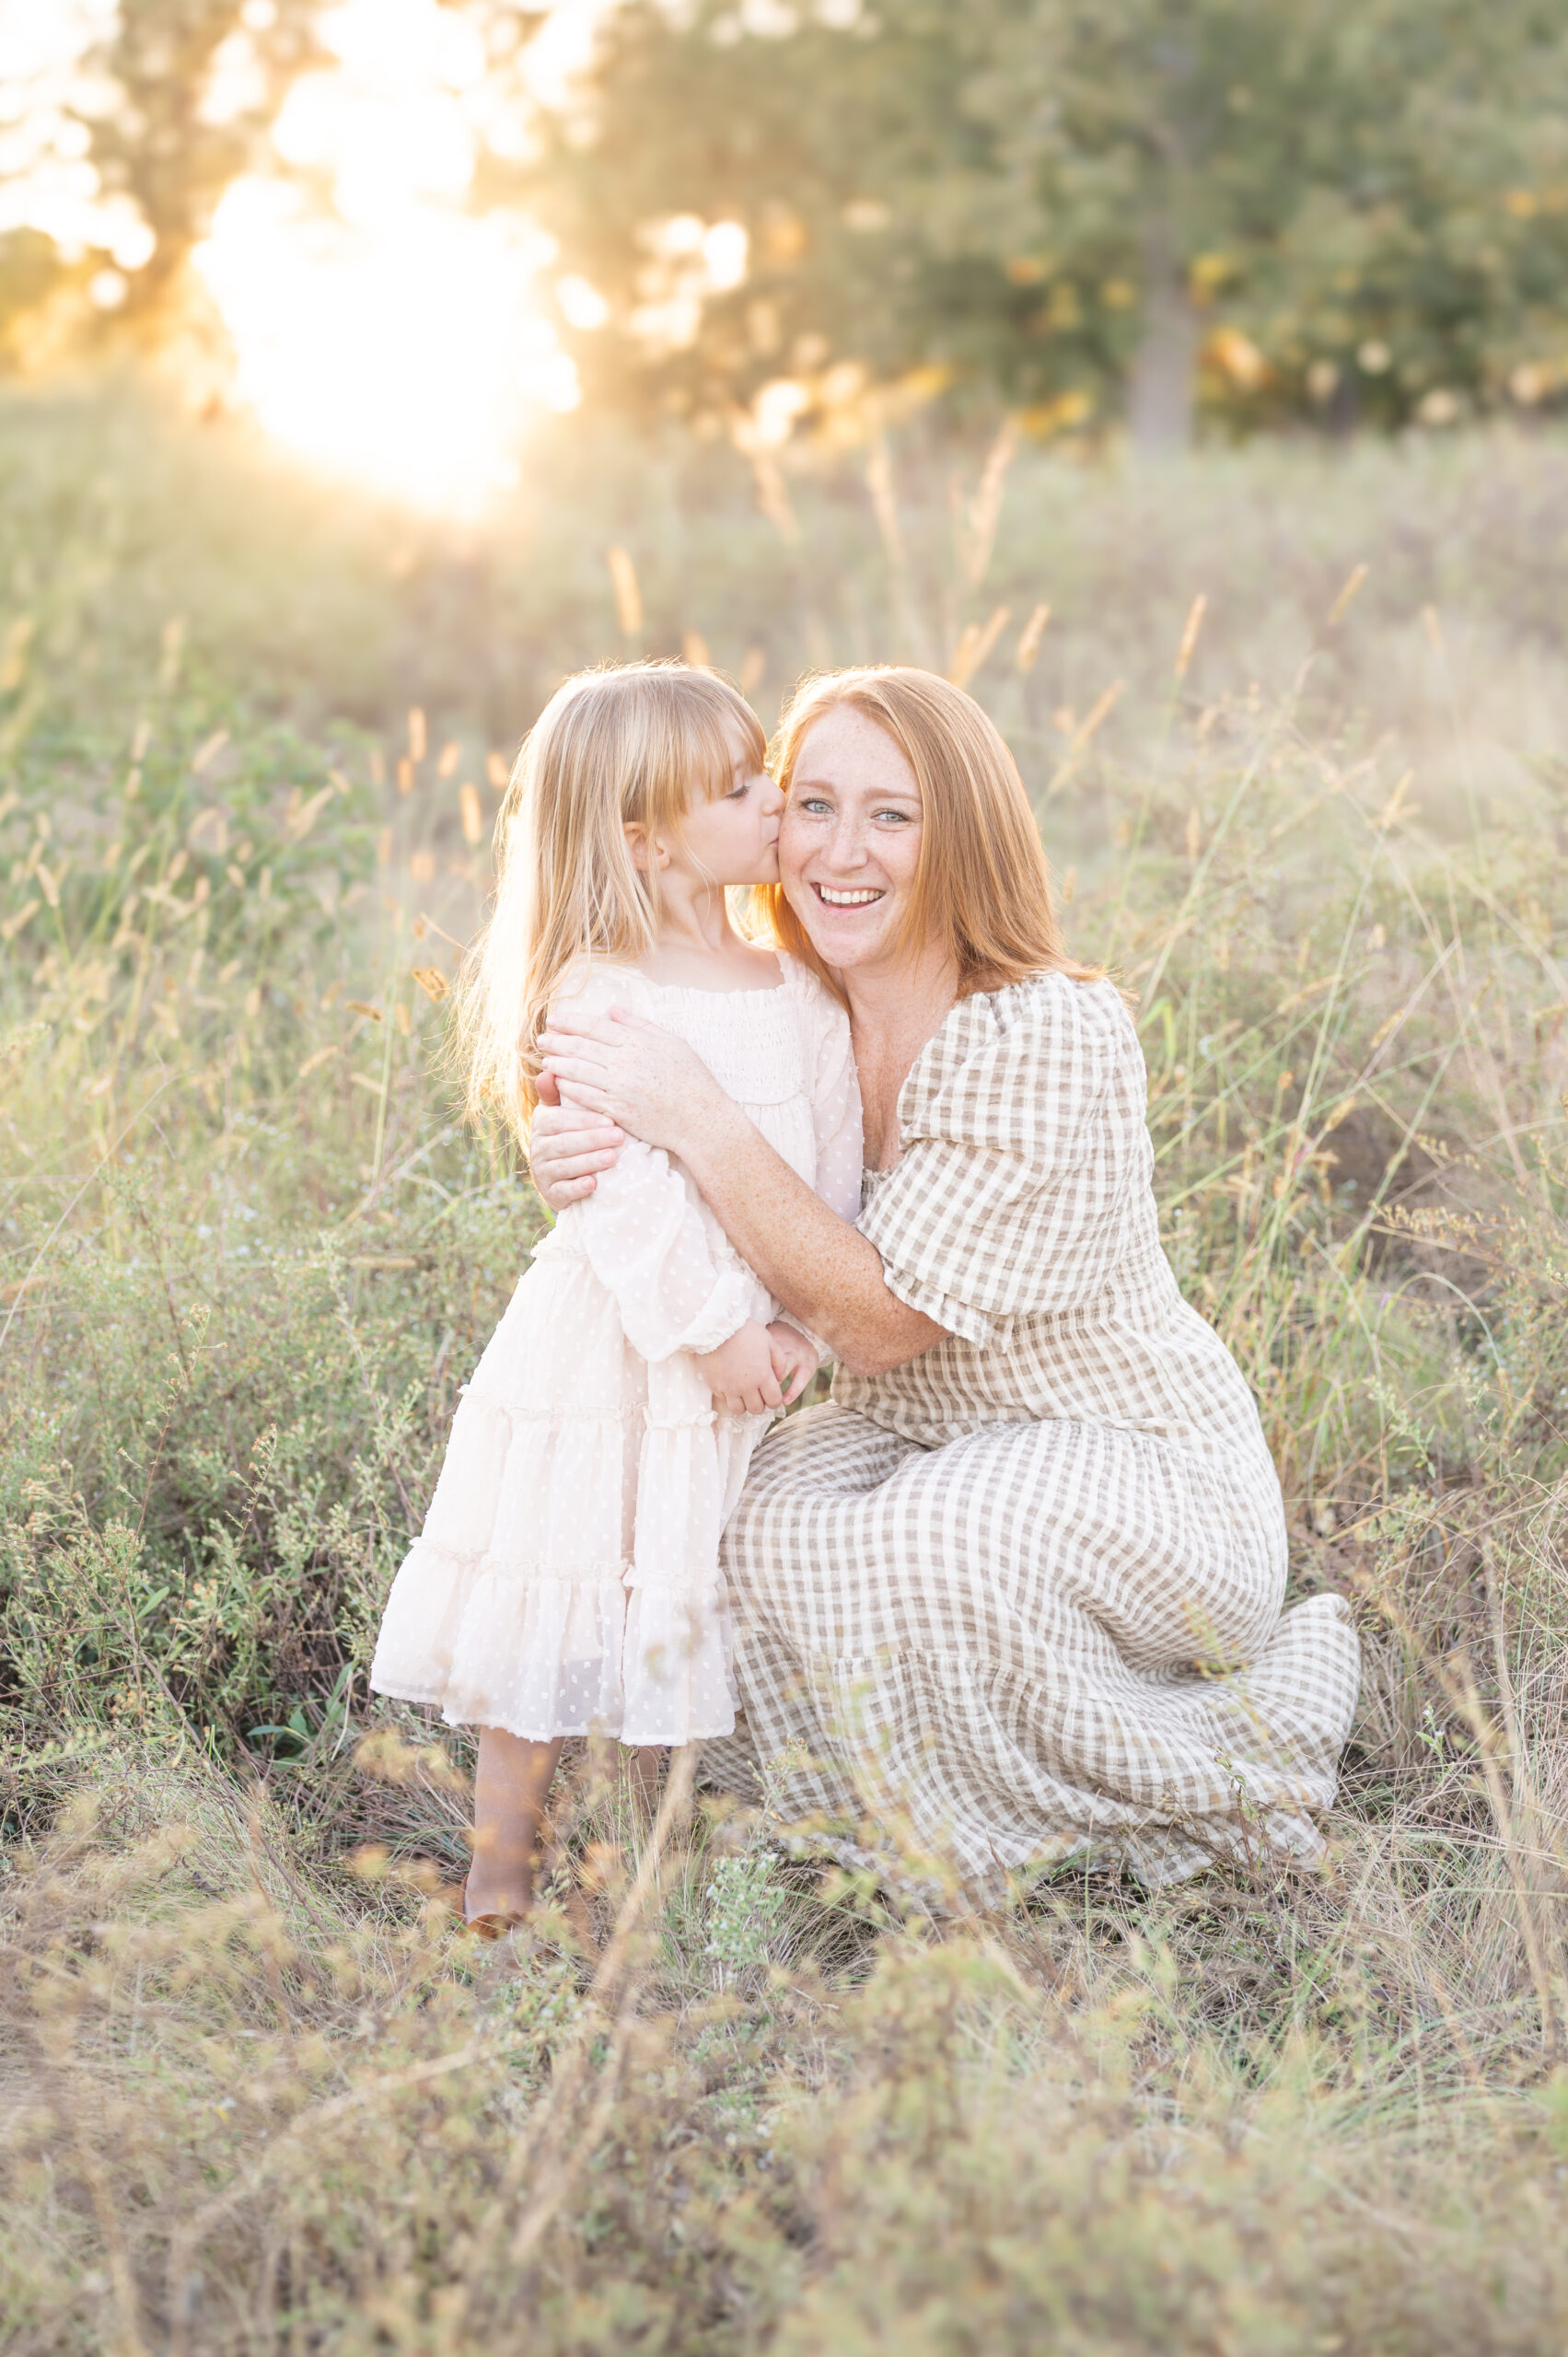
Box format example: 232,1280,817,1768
826,812,866,868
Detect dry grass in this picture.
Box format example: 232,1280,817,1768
1,379,1566,2352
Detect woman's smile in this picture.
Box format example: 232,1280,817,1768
778,705,924,970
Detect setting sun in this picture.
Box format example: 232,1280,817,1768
192,0,590,513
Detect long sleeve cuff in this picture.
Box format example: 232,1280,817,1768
670,1270,756,1358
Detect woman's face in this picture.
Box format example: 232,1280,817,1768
777,705,929,975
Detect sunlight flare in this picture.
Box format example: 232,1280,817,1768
194,0,584,513
196,179,575,513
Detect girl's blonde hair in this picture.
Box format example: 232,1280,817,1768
757,665,1101,998
459,660,767,1137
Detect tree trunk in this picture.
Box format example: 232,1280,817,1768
1127,268,1200,455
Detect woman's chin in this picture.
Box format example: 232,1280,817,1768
801,915,896,970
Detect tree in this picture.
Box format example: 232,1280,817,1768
958,0,1568,443
520,0,1087,437
524,0,1568,446
0,0,318,344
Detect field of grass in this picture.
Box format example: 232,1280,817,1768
2,377,1567,2353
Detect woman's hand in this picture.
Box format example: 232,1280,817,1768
528,1097,625,1209
539,1004,726,1156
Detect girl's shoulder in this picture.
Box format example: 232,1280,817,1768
776,948,846,1016
548,956,657,1019
777,949,853,1046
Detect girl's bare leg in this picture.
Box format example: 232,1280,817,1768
467,1729,563,1922
626,1745,666,1823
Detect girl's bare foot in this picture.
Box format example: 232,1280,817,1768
466,1728,563,1922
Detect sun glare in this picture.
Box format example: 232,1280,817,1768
193,0,592,515
196,180,575,515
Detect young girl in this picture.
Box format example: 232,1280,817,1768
370,663,863,1927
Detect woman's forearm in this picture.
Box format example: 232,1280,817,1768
535,1004,945,1375
677,1095,945,1377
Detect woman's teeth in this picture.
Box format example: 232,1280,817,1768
815,885,883,906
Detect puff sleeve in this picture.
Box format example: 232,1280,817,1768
856,975,1144,1345
549,966,754,1361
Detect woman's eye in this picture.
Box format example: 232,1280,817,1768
798,795,832,815
874,808,912,824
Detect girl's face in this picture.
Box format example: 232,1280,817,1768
658,729,784,886
777,705,928,975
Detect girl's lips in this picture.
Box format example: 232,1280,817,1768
812,883,885,908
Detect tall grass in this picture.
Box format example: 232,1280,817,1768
2,378,1566,2353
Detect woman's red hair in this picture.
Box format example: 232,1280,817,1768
758,666,1101,997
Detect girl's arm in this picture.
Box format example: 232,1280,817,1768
540,977,778,1394
540,1009,947,1379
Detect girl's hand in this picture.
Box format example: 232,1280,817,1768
528,1098,625,1209
766,1320,819,1406
539,1005,724,1156
691,1318,785,1417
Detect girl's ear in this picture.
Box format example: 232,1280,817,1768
624,823,670,873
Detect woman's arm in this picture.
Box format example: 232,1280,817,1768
537,1008,946,1378
671,1090,947,1378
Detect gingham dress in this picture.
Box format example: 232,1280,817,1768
703,971,1361,1889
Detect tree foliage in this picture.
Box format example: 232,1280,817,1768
5,0,1568,440
0,0,318,344
528,0,1568,442
91,0,319,315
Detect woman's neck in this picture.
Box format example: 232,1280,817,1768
842,940,960,1170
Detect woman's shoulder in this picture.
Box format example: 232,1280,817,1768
902,970,1132,1140
933,970,1128,1072
990,968,1127,1033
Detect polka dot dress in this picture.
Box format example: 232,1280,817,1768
370,953,862,1746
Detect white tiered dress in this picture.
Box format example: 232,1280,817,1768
370,953,863,1746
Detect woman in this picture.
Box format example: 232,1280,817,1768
530,668,1360,1889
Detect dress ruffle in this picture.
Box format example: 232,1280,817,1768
369,954,862,1749
370,1207,762,1742
374,1538,629,1735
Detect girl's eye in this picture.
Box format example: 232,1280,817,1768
874,807,912,824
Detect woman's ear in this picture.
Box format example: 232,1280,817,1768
624,823,670,873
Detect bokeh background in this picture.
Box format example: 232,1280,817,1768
4,9,1568,2355
13,0,1568,468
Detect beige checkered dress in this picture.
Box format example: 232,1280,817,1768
703,972,1361,1890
